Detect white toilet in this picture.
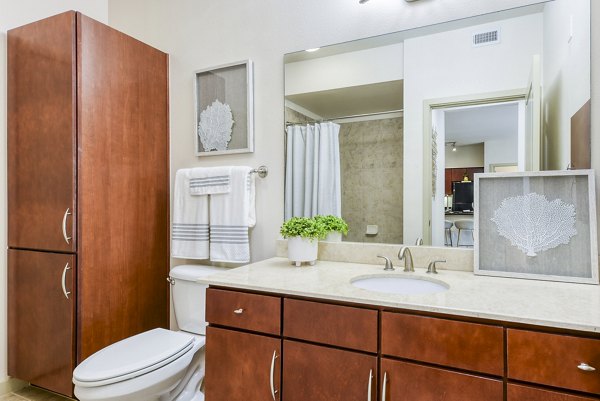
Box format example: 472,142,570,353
73,265,223,401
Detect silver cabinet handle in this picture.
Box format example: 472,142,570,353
270,350,278,401
381,371,387,401
367,369,373,401
61,263,71,299
234,308,244,314
62,208,72,244
578,363,596,372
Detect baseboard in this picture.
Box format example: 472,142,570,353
0,377,28,395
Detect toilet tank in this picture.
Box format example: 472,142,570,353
169,265,226,335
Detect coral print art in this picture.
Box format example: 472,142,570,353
490,192,577,257
198,100,234,151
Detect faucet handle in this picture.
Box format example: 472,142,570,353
415,237,423,246
377,255,395,271
427,259,446,274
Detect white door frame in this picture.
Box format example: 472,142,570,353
421,88,527,245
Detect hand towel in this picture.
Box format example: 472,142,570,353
171,168,210,259
188,166,232,196
209,166,255,263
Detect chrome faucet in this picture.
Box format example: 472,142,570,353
377,255,395,271
398,247,414,272
427,259,446,274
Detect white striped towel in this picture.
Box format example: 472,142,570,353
171,169,209,259
188,166,232,195
209,166,256,263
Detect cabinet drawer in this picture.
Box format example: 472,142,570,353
283,299,378,352
206,288,281,335
381,312,504,376
508,384,598,401
507,329,600,394
381,359,503,401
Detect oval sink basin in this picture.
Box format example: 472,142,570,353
351,275,449,295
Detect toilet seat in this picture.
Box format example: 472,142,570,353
74,328,197,388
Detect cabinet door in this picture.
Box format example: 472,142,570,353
205,327,281,401
508,384,598,401
445,169,452,195
283,340,377,401
380,358,503,401
8,249,76,397
7,11,76,252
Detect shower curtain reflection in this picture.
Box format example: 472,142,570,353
284,122,341,220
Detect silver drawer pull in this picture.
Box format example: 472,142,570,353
381,371,387,401
578,363,596,372
367,369,373,401
234,308,244,314
62,208,72,244
270,350,278,401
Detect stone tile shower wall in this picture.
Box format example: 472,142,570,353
340,118,403,243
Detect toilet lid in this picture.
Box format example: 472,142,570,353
73,328,194,386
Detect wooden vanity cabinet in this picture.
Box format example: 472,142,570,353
205,288,600,401
7,11,169,396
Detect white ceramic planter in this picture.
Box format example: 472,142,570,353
287,237,318,266
324,232,342,242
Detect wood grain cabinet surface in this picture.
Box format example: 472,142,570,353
7,11,169,396
380,358,503,401
283,298,378,352
205,327,281,401
382,312,504,376
206,288,281,335
282,340,377,401
508,384,600,401
507,329,600,395
206,288,600,401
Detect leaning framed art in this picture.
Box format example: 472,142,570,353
475,170,598,284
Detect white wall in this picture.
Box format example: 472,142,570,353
403,12,543,242
446,143,485,168
484,137,519,171
285,43,404,95
542,0,591,170
0,1,108,389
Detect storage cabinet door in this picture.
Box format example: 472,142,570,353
283,340,378,401
8,249,76,397
7,11,76,252
205,327,281,401
508,384,598,401
380,358,503,401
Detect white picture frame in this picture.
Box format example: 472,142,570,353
475,170,598,284
194,60,254,156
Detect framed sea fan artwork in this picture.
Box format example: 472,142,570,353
194,60,254,156
475,170,598,284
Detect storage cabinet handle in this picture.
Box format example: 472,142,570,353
367,369,373,401
381,371,387,401
578,363,596,372
61,263,71,299
270,350,278,401
62,208,72,244
234,308,244,314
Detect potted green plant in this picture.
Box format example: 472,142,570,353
315,215,349,242
280,217,327,266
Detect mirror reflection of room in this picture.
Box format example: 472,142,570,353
284,0,591,246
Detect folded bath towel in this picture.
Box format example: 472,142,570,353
209,166,256,263
188,166,232,196
172,169,210,259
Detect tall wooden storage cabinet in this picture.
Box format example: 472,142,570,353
7,11,170,396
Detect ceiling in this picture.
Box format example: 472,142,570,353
286,80,404,119
444,102,519,146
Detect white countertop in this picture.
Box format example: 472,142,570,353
197,257,600,333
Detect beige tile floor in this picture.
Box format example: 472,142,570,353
0,386,73,401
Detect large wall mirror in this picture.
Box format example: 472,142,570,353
283,0,591,247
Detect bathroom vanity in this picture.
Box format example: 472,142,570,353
200,258,600,401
